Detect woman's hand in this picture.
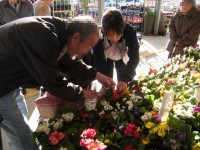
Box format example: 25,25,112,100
117,81,127,92
95,72,116,89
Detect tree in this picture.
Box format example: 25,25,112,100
80,0,90,14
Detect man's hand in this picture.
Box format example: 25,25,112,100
83,90,102,100
117,81,127,92
96,72,116,89
175,41,179,46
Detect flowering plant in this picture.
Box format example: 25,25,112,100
33,47,200,150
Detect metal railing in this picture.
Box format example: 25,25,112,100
51,0,74,19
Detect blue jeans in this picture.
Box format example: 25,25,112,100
0,89,39,150
16,87,28,116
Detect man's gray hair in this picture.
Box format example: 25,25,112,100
67,16,98,42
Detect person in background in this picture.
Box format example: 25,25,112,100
166,0,200,58
0,16,115,150
0,0,34,117
33,0,54,16
91,9,140,92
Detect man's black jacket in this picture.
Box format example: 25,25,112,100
0,16,96,101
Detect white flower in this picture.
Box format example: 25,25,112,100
111,111,118,118
116,102,121,110
122,98,127,101
141,112,152,121
158,68,164,74
154,79,161,85
59,147,67,150
99,110,105,115
53,119,63,130
126,101,133,110
62,112,74,122
104,104,113,110
100,100,108,106
153,100,161,111
36,123,50,134
149,73,154,79
165,65,172,73
85,99,97,111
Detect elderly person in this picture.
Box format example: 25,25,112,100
0,16,115,150
166,0,200,58
0,0,34,118
33,0,54,16
0,0,34,26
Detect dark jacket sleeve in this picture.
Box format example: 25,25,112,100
169,16,177,45
120,23,140,82
11,21,90,101
57,54,97,87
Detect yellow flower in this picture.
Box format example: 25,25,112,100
150,111,156,115
149,127,158,134
195,78,200,84
104,139,111,144
145,122,154,129
137,127,141,132
158,128,166,137
121,89,130,95
192,142,200,150
160,90,164,97
194,73,200,78
160,122,169,130
142,137,150,145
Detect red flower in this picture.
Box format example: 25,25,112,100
124,127,133,135
134,86,142,92
167,78,176,85
99,114,109,119
123,145,137,150
133,130,140,138
113,93,122,99
150,68,157,74
166,63,170,67
81,113,89,118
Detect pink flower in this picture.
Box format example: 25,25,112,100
155,114,161,123
87,141,107,150
49,137,59,145
193,106,200,113
81,128,96,139
57,132,65,141
48,131,66,145
80,138,94,148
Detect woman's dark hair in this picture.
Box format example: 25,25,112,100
102,9,125,35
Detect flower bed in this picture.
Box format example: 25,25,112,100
33,47,200,150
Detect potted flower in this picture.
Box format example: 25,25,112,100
143,11,156,35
